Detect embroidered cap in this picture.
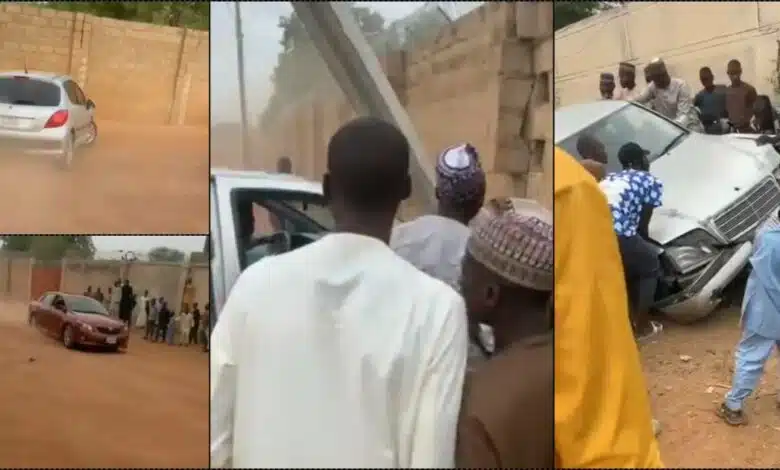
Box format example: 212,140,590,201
435,143,486,206
467,198,553,291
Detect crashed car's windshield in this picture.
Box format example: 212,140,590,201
558,103,688,173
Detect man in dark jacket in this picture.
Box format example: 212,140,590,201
156,298,171,342
119,279,135,325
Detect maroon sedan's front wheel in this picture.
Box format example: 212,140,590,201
62,325,76,349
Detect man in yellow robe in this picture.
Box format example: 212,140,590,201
554,147,664,468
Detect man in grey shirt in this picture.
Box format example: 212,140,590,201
634,59,703,132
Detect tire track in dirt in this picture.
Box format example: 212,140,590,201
0,122,208,234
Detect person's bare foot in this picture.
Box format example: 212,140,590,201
652,418,661,436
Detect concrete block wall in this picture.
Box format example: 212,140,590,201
556,2,780,107
252,1,553,210
0,3,208,126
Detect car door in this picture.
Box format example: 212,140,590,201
62,81,88,143
71,81,93,129
36,293,55,333
52,295,70,333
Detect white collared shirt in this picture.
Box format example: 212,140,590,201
210,233,469,468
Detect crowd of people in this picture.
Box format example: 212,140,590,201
598,57,780,137
83,277,209,352
210,118,555,467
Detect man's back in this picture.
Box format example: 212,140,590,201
211,233,469,468
390,214,470,290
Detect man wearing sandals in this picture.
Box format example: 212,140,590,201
718,209,780,426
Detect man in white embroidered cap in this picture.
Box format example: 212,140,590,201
390,143,489,362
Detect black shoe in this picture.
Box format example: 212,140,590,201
717,402,747,426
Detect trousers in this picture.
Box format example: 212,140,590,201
724,330,780,411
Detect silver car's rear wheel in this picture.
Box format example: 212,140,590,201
84,121,97,146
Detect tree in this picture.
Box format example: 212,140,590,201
554,2,623,32
43,2,209,30
148,246,186,263
0,236,94,260
260,4,386,127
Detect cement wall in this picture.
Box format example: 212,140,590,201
0,3,209,126
232,2,553,209
0,254,208,310
555,2,780,107
61,259,209,310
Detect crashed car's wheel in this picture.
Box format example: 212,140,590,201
58,134,74,170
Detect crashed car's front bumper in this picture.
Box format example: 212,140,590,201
657,241,753,322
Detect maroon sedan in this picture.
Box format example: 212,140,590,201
28,291,130,352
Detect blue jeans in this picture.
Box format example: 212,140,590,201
724,330,780,411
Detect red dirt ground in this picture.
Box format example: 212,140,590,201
643,308,780,467
0,301,208,468
0,121,208,234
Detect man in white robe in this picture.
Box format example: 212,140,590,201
390,143,492,362
210,117,469,468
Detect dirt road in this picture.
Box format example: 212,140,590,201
0,301,208,468
0,122,208,234
644,309,780,467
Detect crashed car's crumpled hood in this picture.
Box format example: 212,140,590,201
648,132,780,245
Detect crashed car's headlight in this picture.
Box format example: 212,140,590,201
665,229,718,274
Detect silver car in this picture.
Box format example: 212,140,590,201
556,100,780,323
0,71,97,169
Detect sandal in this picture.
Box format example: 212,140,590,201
638,320,663,343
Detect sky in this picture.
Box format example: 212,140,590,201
92,236,206,254
210,1,483,124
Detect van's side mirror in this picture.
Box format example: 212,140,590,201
86,99,95,110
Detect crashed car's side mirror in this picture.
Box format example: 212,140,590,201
86,99,96,110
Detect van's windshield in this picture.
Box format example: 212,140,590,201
558,103,688,172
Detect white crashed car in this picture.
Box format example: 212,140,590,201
556,100,780,323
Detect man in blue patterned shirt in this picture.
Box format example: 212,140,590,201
599,142,665,339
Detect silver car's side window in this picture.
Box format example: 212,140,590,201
72,82,87,105
63,81,80,105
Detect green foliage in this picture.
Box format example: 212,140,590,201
43,1,209,30
260,3,386,128
148,246,186,263
554,2,621,32
0,236,95,260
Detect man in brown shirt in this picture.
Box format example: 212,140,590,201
725,59,757,133
456,198,554,468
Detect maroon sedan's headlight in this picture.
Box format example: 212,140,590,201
76,322,93,332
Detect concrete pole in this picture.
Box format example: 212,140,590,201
235,2,251,169
291,2,436,213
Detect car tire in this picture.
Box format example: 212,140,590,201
83,121,98,147
62,325,76,349
58,134,75,170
